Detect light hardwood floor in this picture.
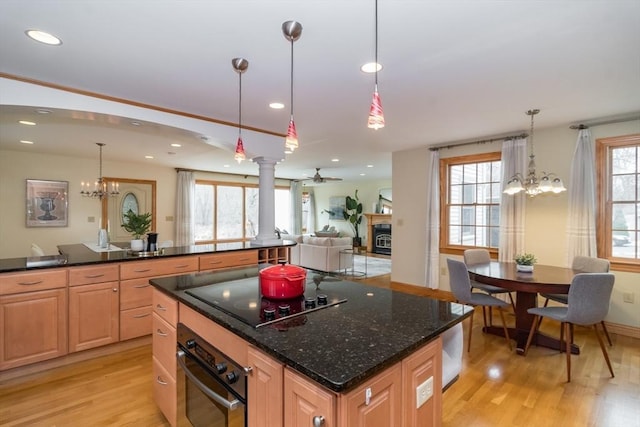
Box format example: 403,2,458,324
1,274,638,427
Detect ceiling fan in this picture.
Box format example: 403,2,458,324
303,168,343,184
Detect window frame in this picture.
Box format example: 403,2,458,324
596,133,640,272
439,151,502,257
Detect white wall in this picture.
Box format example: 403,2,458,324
0,150,176,258
392,119,640,329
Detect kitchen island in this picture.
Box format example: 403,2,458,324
150,266,471,426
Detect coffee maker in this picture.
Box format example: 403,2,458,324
147,232,158,252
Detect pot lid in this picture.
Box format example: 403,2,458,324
259,262,306,279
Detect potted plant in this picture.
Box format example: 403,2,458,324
122,209,152,251
514,252,537,272
343,190,363,247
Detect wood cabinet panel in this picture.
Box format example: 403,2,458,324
0,288,68,370
402,337,442,427
68,281,119,352
0,269,67,295
68,264,119,286
120,257,198,280
120,305,152,341
199,250,259,271
339,362,402,427
120,277,153,311
248,346,284,427
152,312,177,378
284,367,336,427
153,356,177,427
153,289,178,327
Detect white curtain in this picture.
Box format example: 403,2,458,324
175,170,195,246
425,150,440,289
566,129,597,263
499,138,527,261
290,181,302,235
306,190,316,234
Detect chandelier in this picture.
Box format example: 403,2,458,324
282,20,302,152
503,109,566,197
80,143,119,199
232,57,248,163
367,0,385,130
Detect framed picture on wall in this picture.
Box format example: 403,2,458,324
26,179,69,227
328,196,346,220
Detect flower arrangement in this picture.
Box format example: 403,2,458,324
514,253,537,266
122,209,152,240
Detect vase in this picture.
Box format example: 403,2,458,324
130,239,144,252
517,264,534,272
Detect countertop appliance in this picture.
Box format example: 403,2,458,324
177,323,249,427
185,274,347,328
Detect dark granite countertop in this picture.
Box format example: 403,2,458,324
151,267,472,393
0,241,296,273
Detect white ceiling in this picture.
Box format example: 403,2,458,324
1,0,639,182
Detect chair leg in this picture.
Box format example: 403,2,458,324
542,297,550,308
481,306,488,328
560,321,565,353
523,314,538,356
565,322,572,382
507,292,516,313
467,307,475,352
601,321,613,346
497,307,512,351
593,324,615,378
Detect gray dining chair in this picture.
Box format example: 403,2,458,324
447,258,512,353
463,249,516,317
524,273,615,382
540,255,612,346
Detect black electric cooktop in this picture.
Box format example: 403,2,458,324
185,274,347,328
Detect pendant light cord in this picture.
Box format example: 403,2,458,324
529,111,534,157
374,0,379,87
238,72,242,137
290,39,294,120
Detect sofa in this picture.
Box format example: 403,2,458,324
287,235,353,273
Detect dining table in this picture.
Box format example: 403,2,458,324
467,261,577,355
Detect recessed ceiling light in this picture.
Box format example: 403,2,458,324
360,173,366,176
269,102,285,109
361,62,382,73
331,158,340,162
36,108,52,114
25,29,62,46
367,164,374,168
18,120,36,126
20,140,35,144
170,143,182,147
223,164,230,168
145,155,154,159
284,149,293,154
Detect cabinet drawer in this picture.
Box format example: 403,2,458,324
69,264,119,286
120,277,153,310
0,269,67,295
153,356,177,427
120,256,198,280
153,289,178,327
199,250,258,271
153,313,177,377
120,305,153,341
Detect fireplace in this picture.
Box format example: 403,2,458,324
372,224,391,255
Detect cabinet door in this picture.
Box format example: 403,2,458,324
284,367,336,427
68,281,119,352
0,288,67,370
339,362,402,427
120,277,153,311
248,346,284,427
402,338,442,427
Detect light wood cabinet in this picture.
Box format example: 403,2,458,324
68,264,119,286
339,362,402,426
152,288,178,427
68,281,120,352
0,288,68,370
402,337,442,427
199,250,259,272
258,247,290,265
120,256,198,280
119,277,153,340
285,367,336,427
0,269,67,295
153,356,177,427
248,346,284,427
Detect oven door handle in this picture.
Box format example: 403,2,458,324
177,350,242,410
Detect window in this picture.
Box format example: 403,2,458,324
596,134,640,272
440,152,502,255
194,180,290,243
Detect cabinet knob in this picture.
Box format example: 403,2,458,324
313,416,325,426
112,288,118,292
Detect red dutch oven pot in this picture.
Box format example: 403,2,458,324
259,262,307,299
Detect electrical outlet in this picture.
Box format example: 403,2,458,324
165,215,174,221
416,376,433,408
88,216,95,223
623,292,634,304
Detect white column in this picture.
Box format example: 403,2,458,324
252,156,281,246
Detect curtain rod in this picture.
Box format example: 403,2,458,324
428,133,527,152
569,114,640,129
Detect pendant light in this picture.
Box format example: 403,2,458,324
282,20,303,152
232,57,248,163
503,109,566,197
367,0,385,130
80,143,119,199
